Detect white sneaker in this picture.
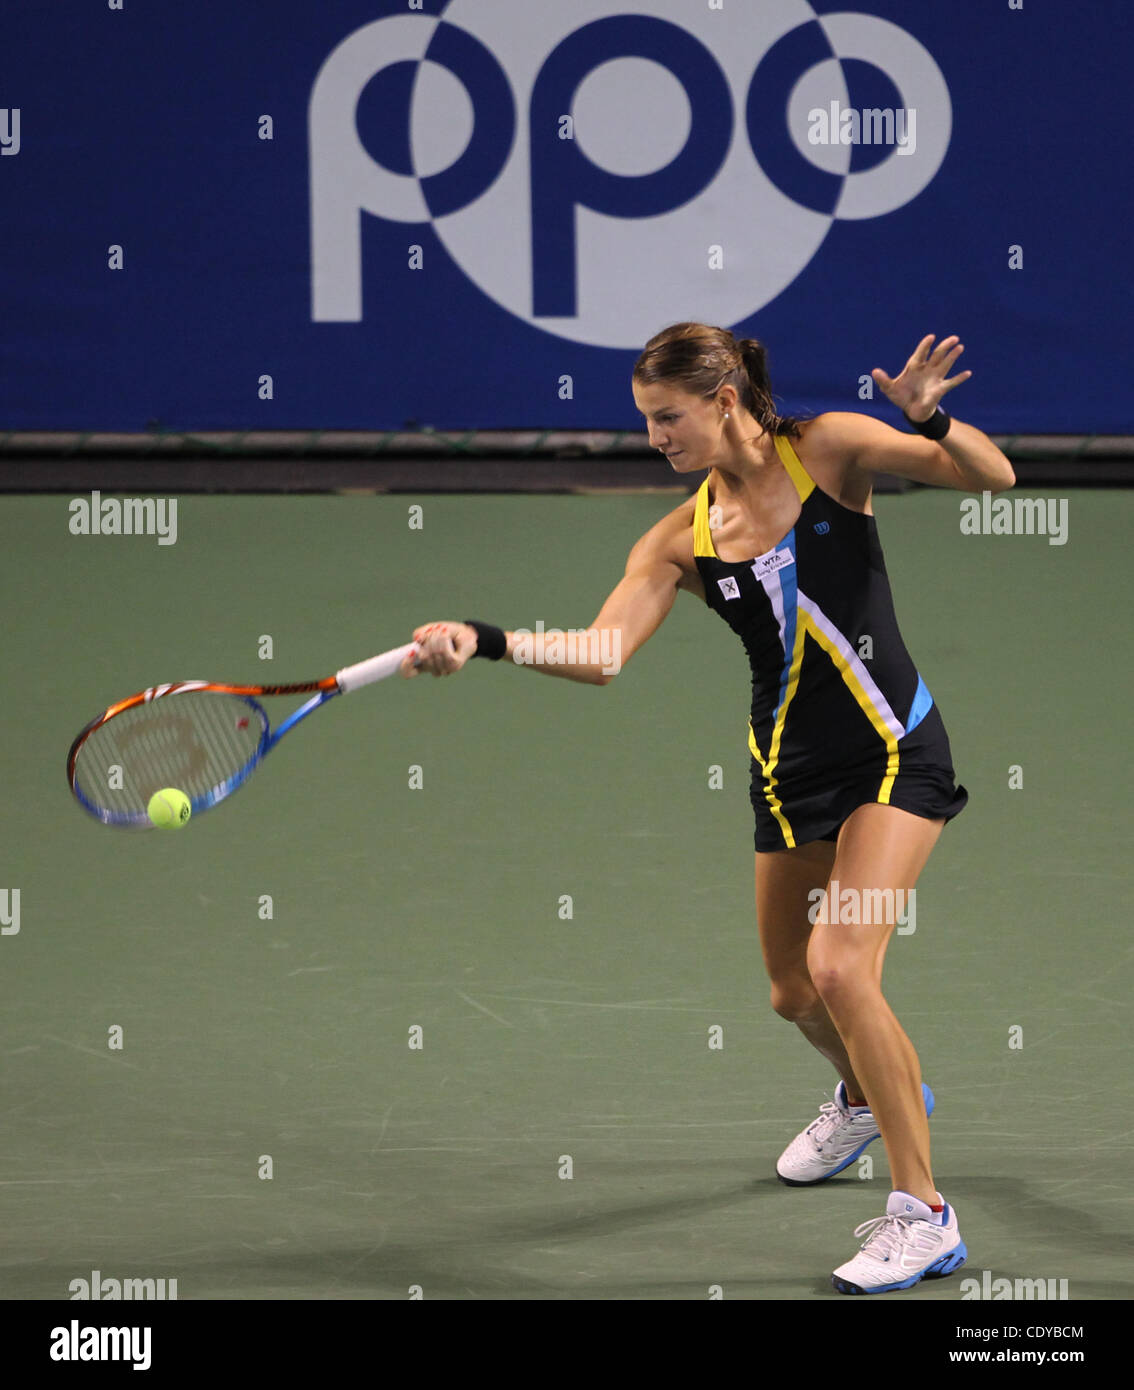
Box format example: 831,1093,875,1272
831,1190,967,1294
775,1081,935,1185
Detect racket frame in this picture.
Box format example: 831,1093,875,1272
66,643,418,828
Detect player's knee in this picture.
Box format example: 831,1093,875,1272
769,978,820,1022
808,965,843,1008
808,958,873,1010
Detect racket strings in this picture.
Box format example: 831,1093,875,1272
72,692,266,817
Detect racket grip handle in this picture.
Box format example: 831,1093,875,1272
336,642,421,693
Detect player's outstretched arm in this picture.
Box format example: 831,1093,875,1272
401,516,687,686
844,332,1015,492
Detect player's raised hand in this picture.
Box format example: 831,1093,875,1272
400,621,479,677
871,334,972,423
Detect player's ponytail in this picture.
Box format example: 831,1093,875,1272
736,338,779,435
633,323,805,438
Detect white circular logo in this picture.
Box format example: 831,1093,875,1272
309,2,951,346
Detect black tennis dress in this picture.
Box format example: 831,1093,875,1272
692,432,968,852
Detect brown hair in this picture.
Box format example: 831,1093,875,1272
633,322,805,439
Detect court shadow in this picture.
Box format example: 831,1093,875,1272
931,1175,1134,1260
9,1168,1128,1300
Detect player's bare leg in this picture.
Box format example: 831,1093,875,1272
755,838,866,1098
805,803,944,1204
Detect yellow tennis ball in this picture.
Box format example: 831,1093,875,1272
147,788,191,829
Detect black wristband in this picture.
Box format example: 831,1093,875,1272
463,620,507,661
903,405,951,441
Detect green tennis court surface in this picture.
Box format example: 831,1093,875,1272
1,489,1130,1301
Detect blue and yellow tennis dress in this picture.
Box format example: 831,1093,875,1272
693,432,968,852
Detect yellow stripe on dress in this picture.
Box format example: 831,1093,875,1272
693,478,716,558
798,612,901,803
748,613,808,849
773,434,815,504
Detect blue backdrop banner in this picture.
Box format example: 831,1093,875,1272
2,1,1127,433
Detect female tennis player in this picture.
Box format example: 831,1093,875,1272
400,323,1014,1294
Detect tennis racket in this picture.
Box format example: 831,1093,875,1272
67,641,420,828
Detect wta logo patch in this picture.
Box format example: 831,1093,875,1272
751,548,794,582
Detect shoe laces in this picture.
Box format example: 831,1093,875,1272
806,1100,844,1147
853,1213,938,1263
807,1093,865,1147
